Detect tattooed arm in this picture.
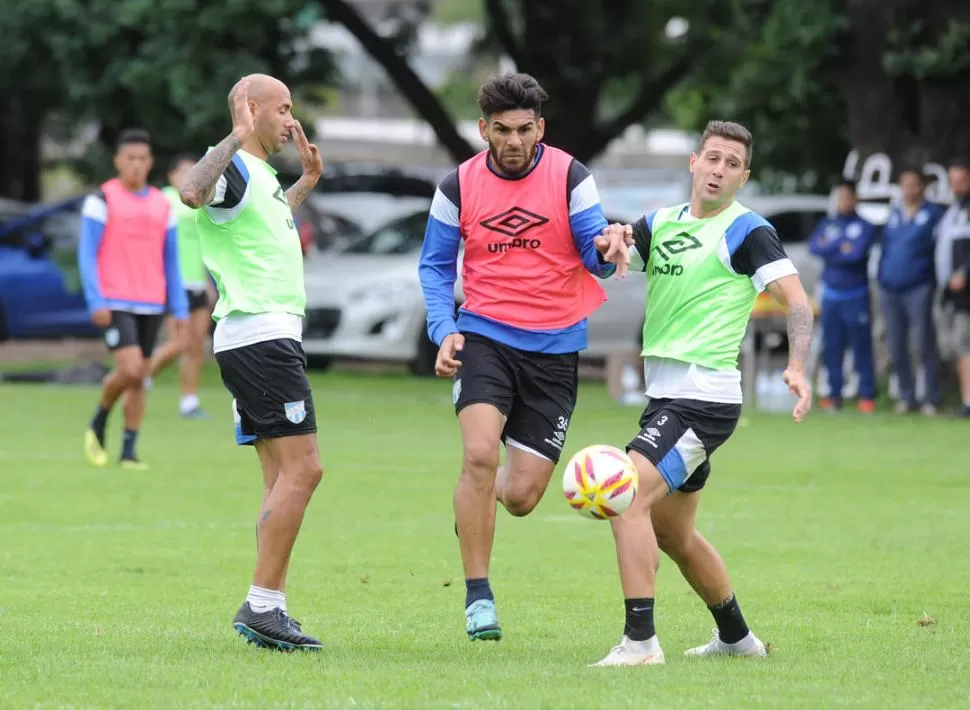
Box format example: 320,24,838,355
179,133,243,208
286,174,316,211
286,120,323,210
181,76,254,209
766,274,814,421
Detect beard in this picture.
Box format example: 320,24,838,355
487,140,537,176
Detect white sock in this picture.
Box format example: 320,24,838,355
246,585,286,613
179,393,200,414
144,377,153,391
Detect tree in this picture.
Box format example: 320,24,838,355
664,0,850,192
318,0,770,165
0,2,78,200
665,0,970,193
837,1,970,174
0,0,334,199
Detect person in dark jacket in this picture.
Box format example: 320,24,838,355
809,180,878,412
878,168,945,415
935,159,970,417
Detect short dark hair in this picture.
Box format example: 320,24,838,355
949,157,970,171
168,153,197,173
697,120,753,167
477,73,549,119
897,166,928,184
837,178,858,192
115,128,152,153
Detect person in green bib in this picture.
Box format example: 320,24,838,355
148,154,214,419
591,120,814,667
178,74,324,652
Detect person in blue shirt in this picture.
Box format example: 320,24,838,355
878,168,945,415
809,179,878,412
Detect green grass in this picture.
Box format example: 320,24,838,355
1,367,969,709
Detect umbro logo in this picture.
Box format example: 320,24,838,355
480,207,548,238
273,186,287,204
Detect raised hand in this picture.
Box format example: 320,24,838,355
290,120,323,179
230,77,255,142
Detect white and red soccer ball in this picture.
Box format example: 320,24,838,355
562,444,639,520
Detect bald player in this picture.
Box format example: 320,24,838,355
180,74,325,651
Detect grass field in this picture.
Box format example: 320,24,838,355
1,366,968,709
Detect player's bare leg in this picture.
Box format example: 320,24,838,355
591,452,670,667
251,433,322,590
455,403,505,640
254,440,290,587
495,442,555,516
85,345,146,468
233,433,323,651
148,316,186,379
651,492,766,658
178,307,211,417
118,356,150,468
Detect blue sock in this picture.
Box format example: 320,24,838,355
90,405,110,444
121,429,138,460
465,578,493,607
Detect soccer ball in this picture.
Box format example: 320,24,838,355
562,444,639,520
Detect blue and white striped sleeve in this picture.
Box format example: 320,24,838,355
567,160,615,279
78,191,107,312
418,170,462,346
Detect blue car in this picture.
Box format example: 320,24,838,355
0,196,99,341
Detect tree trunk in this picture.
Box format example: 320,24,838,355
0,93,42,202
318,0,476,163
836,0,970,186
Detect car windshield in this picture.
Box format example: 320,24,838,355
343,211,429,255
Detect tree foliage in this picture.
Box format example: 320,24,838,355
665,0,850,192
0,0,334,199
320,0,773,165
667,0,970,192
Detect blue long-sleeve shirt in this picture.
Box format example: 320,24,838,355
877,201,945,292
808,212,876,297
78,187,188,318
418,146,614,354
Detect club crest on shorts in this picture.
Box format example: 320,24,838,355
104,327,120,348
284,400,306,424
452,378,462,405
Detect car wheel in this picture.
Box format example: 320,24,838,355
306,355,334,372
409,333,438,377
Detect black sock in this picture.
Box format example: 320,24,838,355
709,594,749,644
623,598,655,641
90,405,110,444
121,429,138,460
465,578,493,607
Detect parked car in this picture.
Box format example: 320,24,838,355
302,188,840,374
280,165,440,254
302,205,662,374
0,196,98,341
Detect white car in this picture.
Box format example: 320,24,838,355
302,207,657,374
301,191,835,373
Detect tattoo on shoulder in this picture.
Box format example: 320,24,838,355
180,133,242,206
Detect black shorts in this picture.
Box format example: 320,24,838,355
215,338,317,446
626,398,742,493
186,288,210,312
453,332,578,463
103,311,163,358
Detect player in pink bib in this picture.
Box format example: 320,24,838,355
418,73,631,642
78,129,188,469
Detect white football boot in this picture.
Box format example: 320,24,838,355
684,629,767,658
589,635,665,667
